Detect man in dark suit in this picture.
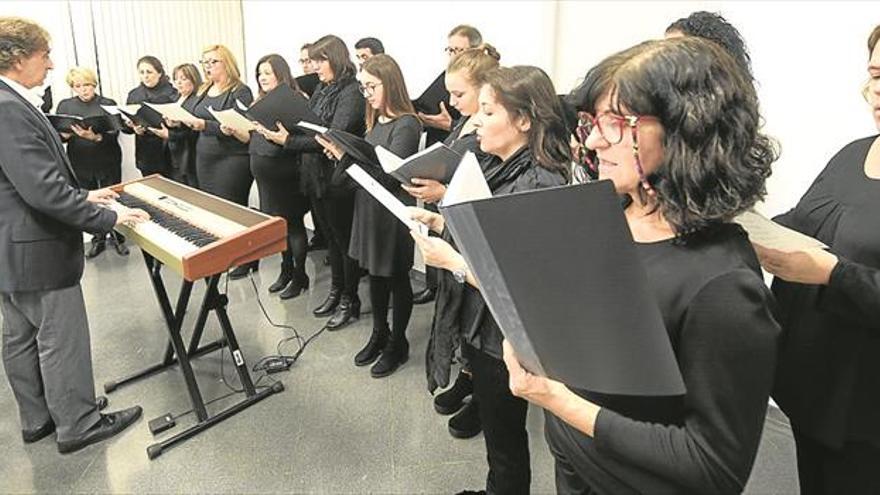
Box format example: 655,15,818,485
0,17,148,454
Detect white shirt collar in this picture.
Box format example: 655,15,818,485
0,75,45,109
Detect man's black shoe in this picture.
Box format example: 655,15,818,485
22,421,55,443
57,406,142,454
22,395,109,444
85,239,106,259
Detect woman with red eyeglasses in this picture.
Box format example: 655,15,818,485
500,37,780,494
757,25,880,494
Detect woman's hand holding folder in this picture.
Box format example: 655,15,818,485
408,206,445,234
402,178,447,203
255,121,288,146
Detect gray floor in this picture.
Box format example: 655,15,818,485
1,248,800,494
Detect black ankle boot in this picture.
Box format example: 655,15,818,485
229,260,259,280
448,399,481,439
313,288,341,317
327,295,360,330
268,264,293,293
279,271,309,300
434,370,474,415
370,337,409,378
354,326,389,366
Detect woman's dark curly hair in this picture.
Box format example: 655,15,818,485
568,37,778,236
666,11,753,82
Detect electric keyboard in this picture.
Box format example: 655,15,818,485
110,175,287,281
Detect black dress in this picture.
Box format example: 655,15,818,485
192,84,254,205
348,115,422,277
544,224,780,495
772,136,880,491
426,146,567,494
56,95,122,188
126,79,177,176
166,93,199,187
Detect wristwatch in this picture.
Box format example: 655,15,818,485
452,264,468,284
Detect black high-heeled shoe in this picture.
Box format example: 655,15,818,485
313,287,341,317
279,272,310,300
327,295,360,330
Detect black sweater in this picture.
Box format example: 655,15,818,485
772,135,880,450
191,84,254,156
56,95,121,180
126,79,177,172
283,76,364,197
549,224,780,494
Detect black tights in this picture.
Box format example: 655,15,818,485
281,200,309,276
368,271,413,337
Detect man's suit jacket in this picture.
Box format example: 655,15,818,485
0,79,117,292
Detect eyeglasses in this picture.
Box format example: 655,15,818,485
575,111,658,193
298,58,312,65
444,46,466,56
358,82,382,97
200,59,221,67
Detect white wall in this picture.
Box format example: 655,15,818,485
241,1,557,97
6,1,879,219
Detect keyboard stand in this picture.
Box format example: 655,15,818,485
104,251,284,459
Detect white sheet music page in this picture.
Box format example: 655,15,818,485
440,151,491,207
345,164,427,235
208,106,255,133
734,210,828,251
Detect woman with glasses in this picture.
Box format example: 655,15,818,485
260,35,365,329
187,45,255,279
495,37,779,494
403,44,500,440
411,65,570,494
250,54,311,300
757,25,880,494
125,55,178,178
317,54,421,378
57,67,126,258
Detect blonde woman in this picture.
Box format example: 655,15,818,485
187,45,255,278
57,67,125,258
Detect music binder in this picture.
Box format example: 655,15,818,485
48,113,125,133
247,85,320,132
412,71,448,115
208,106,255,133
439,181,686,396
375,142,463,184
296,73,320,97
295,122,378,167
109,103,165,129
143,102,198,125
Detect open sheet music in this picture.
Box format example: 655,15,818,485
345,164,428,236
734,210,827,251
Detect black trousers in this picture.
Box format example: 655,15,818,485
311,192,360,299
463,343,531,495
793,428,880,495
543,413,599,495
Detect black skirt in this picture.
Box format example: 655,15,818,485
348,188,414,277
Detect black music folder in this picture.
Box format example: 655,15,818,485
412,71,448,115
296,73,320,98
440,181,686,396
118,104,164,129
296,122,378,168
375,142,463,184
48,113,125,133
247,85,320,132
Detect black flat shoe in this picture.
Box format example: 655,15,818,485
23,395,109,443
279,273,309,300
112,240,129,256
327,295,360,330
448,399,481,439
57,406,142,454
434,369,473,415
229,261,259,280
413,288,436,305
268,270,293,293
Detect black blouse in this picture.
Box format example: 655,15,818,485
557,225,780,494
772,135,880,450
56,95,121,178
166,93,199,183
191,84,254,156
